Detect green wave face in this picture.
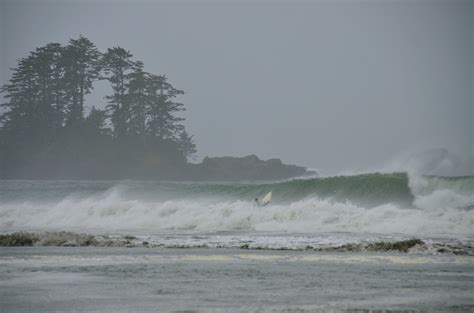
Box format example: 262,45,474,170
1,173,472,209
182,173,414,208
175,173,473,208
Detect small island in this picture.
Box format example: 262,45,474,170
0,36,312,181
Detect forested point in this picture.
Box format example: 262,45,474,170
0,36,196,179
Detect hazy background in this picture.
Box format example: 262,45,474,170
1,0,473,173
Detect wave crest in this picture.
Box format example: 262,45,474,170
1,173,472,236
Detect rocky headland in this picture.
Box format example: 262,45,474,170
184,154,314,181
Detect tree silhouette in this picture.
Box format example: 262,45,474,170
126,61,149,141
178,130,197,161
62,36,101,126
146,74,185,140
102,47,135,139
0,37,195,179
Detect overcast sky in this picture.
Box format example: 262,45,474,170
1,0,473,172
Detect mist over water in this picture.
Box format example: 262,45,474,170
1,149,472,253
0,2,472,312
1,172,472,238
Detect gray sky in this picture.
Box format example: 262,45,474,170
1,0,473,172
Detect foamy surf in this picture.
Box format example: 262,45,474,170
0,173,472,252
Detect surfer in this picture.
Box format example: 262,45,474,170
254,198,260,206
254,192,272,207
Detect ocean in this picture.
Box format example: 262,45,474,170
1,173,473,312
0,173,473,250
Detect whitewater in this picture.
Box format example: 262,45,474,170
1,172,473,250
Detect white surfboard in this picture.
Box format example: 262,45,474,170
261,191,272,206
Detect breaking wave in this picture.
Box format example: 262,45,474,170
0,173,473,236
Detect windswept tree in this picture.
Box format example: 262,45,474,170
84,107,109,136
1,43,65,141
178,130,197,161
1,37,197,178
31,43,67,138
0,43,67,177
0,55,38,136
62,36,101,125
146,74,185,140
102,47,135,138
126,61,149,140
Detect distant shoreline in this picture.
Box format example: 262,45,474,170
0,154,315,181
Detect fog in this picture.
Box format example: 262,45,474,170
1,0,473,173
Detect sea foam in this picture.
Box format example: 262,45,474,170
1,174,472,237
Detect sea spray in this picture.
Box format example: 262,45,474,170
1,173,472,236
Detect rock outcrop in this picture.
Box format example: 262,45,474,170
185,154,314,181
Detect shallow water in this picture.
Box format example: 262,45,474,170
1,247,473,313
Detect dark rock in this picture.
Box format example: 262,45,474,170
0,232,38,246
366,239,424,252
187,155,315,181
124,235,138,240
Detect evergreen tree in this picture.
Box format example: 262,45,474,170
62,36,101,125
1,38,196,179
84,107,109,136
1,43,65,141
0,55,38,136
178,130,197,161
0,43,66,177
126,61,148,140
33,43,66,137
146,74,185,140
102,47,135,138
